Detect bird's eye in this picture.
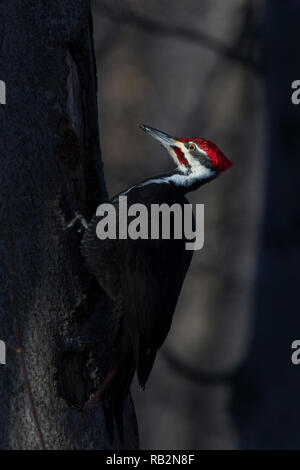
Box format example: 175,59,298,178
187,143,196,151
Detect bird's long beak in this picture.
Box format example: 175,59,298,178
140,124,177,148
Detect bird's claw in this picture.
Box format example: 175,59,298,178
63,211,88,231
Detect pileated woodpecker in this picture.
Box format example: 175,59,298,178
80,124,232,438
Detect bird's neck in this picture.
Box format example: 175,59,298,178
137,167,217,194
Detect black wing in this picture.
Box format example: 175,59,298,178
117,184,194,388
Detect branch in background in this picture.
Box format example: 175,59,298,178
5,191,46,450
94,2,262,72
235,0,261,66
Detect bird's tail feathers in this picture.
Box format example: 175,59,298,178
102,344,135,444
136,346,157,390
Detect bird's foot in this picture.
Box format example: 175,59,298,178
63,211,88,231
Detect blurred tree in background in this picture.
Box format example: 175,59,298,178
232,0,300,450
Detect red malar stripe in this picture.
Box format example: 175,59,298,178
172,146,189,166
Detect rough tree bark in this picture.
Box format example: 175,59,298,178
0,1,138,450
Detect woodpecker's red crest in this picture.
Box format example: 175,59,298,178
177,137,233,172
79,123,233,435
140,124,233,190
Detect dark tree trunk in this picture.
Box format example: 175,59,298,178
232,0,300,449
0,0,138,450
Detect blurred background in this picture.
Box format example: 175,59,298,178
91,0,300,450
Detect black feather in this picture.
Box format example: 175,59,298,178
81,181,194,437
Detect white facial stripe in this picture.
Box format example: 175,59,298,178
125,137,215,192
165,143,190,173
135,165,215,190
170,141,209,170
194,143,208,157
163,139,209,172
163,166,214,187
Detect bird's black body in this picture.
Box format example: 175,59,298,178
82,180,193,382
79,124,233,440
